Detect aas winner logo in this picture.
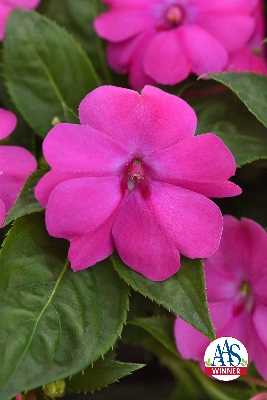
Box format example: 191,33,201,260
204,336,248,381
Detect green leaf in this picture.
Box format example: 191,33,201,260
209,72,267,128
38,0,111,83
68,358,144,392
4,169,47,226
191,90,267,166
0,214,129,400
129,315,178,356
3,9,100,138
111,253,215,341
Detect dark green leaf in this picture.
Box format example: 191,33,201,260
4,169,47,226
3,9,100,138
191,90,267,166
129,315,178,356
209,72,267,128
38,0,111,83
111,253,214,340
0,214,129,400
68,358,144,392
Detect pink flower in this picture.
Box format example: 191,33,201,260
35,85,241,281
174,215,267,379
16,391,36,400
227,0,267,75
94,0,258,89
249,395,267,400
0,108,37,226
0,0,40,40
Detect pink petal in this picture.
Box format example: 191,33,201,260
204,215,250,301
143,29,190,85
145,133,241,198
205,216,267,304
191,0,258,13
0,199,6,227
149,181,223,259
107,29,157,90
0,108,17,139
112,188,180,281
252,304,267,379
197,14,254,52
79,85,197,155
227,46,255,73
0,146,37,211
5,0,40,8
180,24,228,75
35,170,91,207
107,39,137,74
42,174,124,271
94,8,156,42
42,123,129,175
249,394,267,400
0,146,36,177
238,218,267,303
175,300,250,369
43,176,123,271
127,35,157,90
174,316,210,363
0,3,11,40
102,0,158,6
45,176,123,241
68,218,116,271
252,303,267,350
0,175,27,212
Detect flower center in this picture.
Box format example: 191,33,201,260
253,46,261,57
165,5,184,29
127,158,145,191
234,280,254,316
242,280,254,313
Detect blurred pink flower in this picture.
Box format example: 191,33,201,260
15,391,36,400
227,0,267,74
35,85,241,281
94,0,258,89
249,394,267,400
175,215,267,379
0,108,37,226
0,0,40,40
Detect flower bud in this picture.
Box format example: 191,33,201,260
43,380,66,398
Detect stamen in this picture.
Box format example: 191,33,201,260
241,281,249,295
127,158,145,191
165,5,184,28
253,46,261,56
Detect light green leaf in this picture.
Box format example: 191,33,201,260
209,72,267,128
0,214,129,400
3,9,100,138
68,358,144,392
129,315,178,356
4,169,47,226
111,253,215,340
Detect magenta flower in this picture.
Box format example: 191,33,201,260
0,0,40,40
226,0,267,75
174,215,267,379
249,395,267,400
35,85,241,281
94,0,258,89
0,108,37,226
35,86,242,281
